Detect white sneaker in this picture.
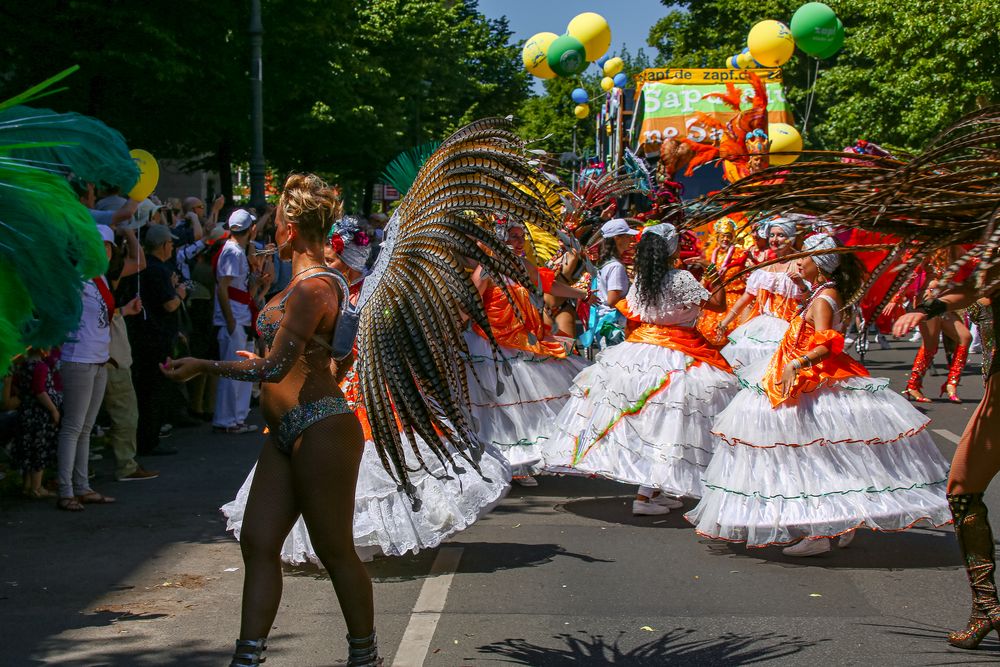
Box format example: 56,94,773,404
909,330,922,343
651,494,684,509
844,335,856,346
632,500,670,516
782,538,831,557
513,475,538,487
837,530,856,548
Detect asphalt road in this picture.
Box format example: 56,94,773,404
3,338,996,666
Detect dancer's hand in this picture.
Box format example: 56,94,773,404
161,357,204,382
892,312,926,337
778,363,797,397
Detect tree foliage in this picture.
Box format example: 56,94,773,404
0,0,528,203
647,0,1000,152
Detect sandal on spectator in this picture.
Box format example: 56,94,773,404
24,488,56,499
57,497,84,511
214,423,258,434
78,491,116,504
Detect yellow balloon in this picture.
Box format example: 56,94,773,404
601,76,615,92
603,57,624,77
768,122,803,165
747,20,795,68
736,51,757,69
574,104,590,119
567,12,611,61
128,149,159,201
522,32,559,79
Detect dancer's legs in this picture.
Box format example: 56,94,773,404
292,413,373,638
238,440,300,639
949,373,1000,495
905,319,941,399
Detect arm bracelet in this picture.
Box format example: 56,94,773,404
914,298,948,319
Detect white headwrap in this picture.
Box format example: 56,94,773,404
757,213,810,240
643,223,679,256
803,233,841,275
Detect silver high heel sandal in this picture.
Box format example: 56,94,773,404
347,631,383,666
230,638,267,666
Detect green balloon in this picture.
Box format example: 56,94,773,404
546,34,587,77
814,19,845,59
790,2,839,57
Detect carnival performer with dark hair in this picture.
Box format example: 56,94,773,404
901,247,973,403
542,223,737,514
714,216,807,369
687,234,951,556
163,174,384,665
465,218,592,486
692,216,751,345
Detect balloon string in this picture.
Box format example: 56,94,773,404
801,58,821,139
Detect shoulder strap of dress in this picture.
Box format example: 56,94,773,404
816,293,840,310
279,269,347,307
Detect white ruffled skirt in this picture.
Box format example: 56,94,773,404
685,355,951,547
540,341,739,498
463,331,590,474
721,314,789,371
221,438,511,564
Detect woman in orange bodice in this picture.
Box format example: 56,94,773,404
687,234,951,557
693,216,750,345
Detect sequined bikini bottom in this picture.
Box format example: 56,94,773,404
275,396,352,454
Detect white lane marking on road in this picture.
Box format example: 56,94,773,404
933,428,962,445
392,546,464,667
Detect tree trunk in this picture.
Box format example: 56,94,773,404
217,137,234,208
362,179,375,216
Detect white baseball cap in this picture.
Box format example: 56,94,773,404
600,218,639,238
227,209,257,232
98,224,115,245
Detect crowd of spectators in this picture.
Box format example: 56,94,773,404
0,181,389,510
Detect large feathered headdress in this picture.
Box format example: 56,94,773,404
0,66,139,374
355,117,565,501
688,104,1000,312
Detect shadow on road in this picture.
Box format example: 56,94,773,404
283,541,615,584
698,527,961,570
864,619,1000,664
558,495,696,529
476,627,818,665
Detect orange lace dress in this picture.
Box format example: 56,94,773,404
687,294,951,547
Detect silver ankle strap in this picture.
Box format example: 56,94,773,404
231,638,267,666
346,631,381,666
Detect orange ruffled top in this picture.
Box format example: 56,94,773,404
472,283,568,358
762,314,869,408
617,301,731,373
697,245,750,344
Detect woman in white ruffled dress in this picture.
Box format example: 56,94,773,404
463,222,591,485
715,216,808,370
686,235,951,556
542,223,738,515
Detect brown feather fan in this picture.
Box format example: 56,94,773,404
687,104,1000,311
355,117,562,503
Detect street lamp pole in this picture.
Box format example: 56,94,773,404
248,0,266,210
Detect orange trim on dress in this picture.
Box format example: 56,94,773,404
761,314,869,407
473,283,567,358
616,301,732,373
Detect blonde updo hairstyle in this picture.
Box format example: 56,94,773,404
279,173,343,245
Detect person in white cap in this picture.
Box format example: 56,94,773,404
56,226,142,510
212,209,260,434
596,219,638,318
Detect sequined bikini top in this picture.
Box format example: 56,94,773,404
255,270,343,350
